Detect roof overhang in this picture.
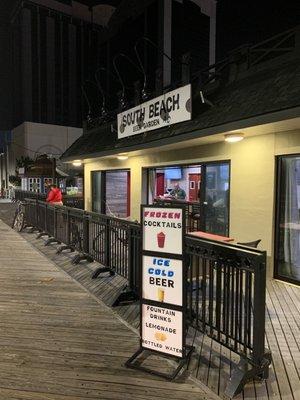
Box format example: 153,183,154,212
61,106,300,163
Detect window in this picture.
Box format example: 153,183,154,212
105,171,130,218
147,165,201,203
145,161,230,236
92,170,131,218
28,178,41,192
275,155,300,285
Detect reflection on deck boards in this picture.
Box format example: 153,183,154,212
0,220,218,400
19,227,300,400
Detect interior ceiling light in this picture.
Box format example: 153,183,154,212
117,155,129,160
72,160,82,167
224,132,244,143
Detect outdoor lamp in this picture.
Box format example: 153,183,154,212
224,132,244,143
117,155,128,160
72,160,82,167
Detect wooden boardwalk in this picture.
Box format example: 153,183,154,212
18,227,300,400
0,220,218,400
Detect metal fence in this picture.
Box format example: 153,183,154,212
23,198,270,396
14,189,84,209
24,199,140,294
185,235,270,395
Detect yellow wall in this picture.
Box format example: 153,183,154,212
84,129,300,273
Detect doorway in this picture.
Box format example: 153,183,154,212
188,173,201,201
156,172,165,196
275,155,300,285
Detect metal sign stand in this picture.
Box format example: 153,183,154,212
125,345,194,381
125,204,194,380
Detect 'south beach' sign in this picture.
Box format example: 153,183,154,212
117,84,191,139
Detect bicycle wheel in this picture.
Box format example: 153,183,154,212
13,212,25,232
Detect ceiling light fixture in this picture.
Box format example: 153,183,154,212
72,160,82,167
117,155,129,160
224,132,244,143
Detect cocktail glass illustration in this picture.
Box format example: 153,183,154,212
157,231,166,248
158,288,165,302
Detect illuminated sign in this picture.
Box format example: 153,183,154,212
117,84,191,139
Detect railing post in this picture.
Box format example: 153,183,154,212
66,209,70,246
127,225,133,290
82,212,89,255
35,199,38,227
252,252,267,366
54,206,57,239
105,219,110,267
45,204,48,233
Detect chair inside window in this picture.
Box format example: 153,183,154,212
189,203,201,231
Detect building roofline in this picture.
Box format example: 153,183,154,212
61,105,300,162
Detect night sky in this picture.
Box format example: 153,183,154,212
0,0,299,130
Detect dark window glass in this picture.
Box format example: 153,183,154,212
204,163,230,236
62,18,69,123
172,0,210,82
105,171,130,218
40,10,47,122
276,156,300,284
31,7,40,121
54,17,62,123
92,171,102,213
92,170,131,218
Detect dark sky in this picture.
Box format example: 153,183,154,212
216,0,300,59
0,0,299,130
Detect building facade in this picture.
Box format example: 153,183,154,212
61,27,300,285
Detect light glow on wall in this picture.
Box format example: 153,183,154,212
224,133,244,143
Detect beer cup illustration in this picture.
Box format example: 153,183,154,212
157,231,166,248
158,288,165,302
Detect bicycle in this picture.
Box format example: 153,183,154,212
12,201,26,232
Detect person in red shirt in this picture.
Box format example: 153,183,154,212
46,184,63,206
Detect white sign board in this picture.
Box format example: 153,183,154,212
142,304,183,357
118,84,191,139
142,207,183,254
142,255,183,306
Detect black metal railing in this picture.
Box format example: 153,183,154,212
14,189,84,209
153,198,229,236
247,26,300,68
24,199,141,293
185,235,271,396
23,198,270,396
88,212,141,293
15,189,46,202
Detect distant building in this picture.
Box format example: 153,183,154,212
3,0,216,189
10,0,216,127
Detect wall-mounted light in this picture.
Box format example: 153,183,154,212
224,132,244,143
117,155,129,160
72,160,82,167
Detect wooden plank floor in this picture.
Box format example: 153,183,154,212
19,227,300,400
2,202,300,400
0,220,219,400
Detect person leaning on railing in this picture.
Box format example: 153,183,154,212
46,184,63,206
